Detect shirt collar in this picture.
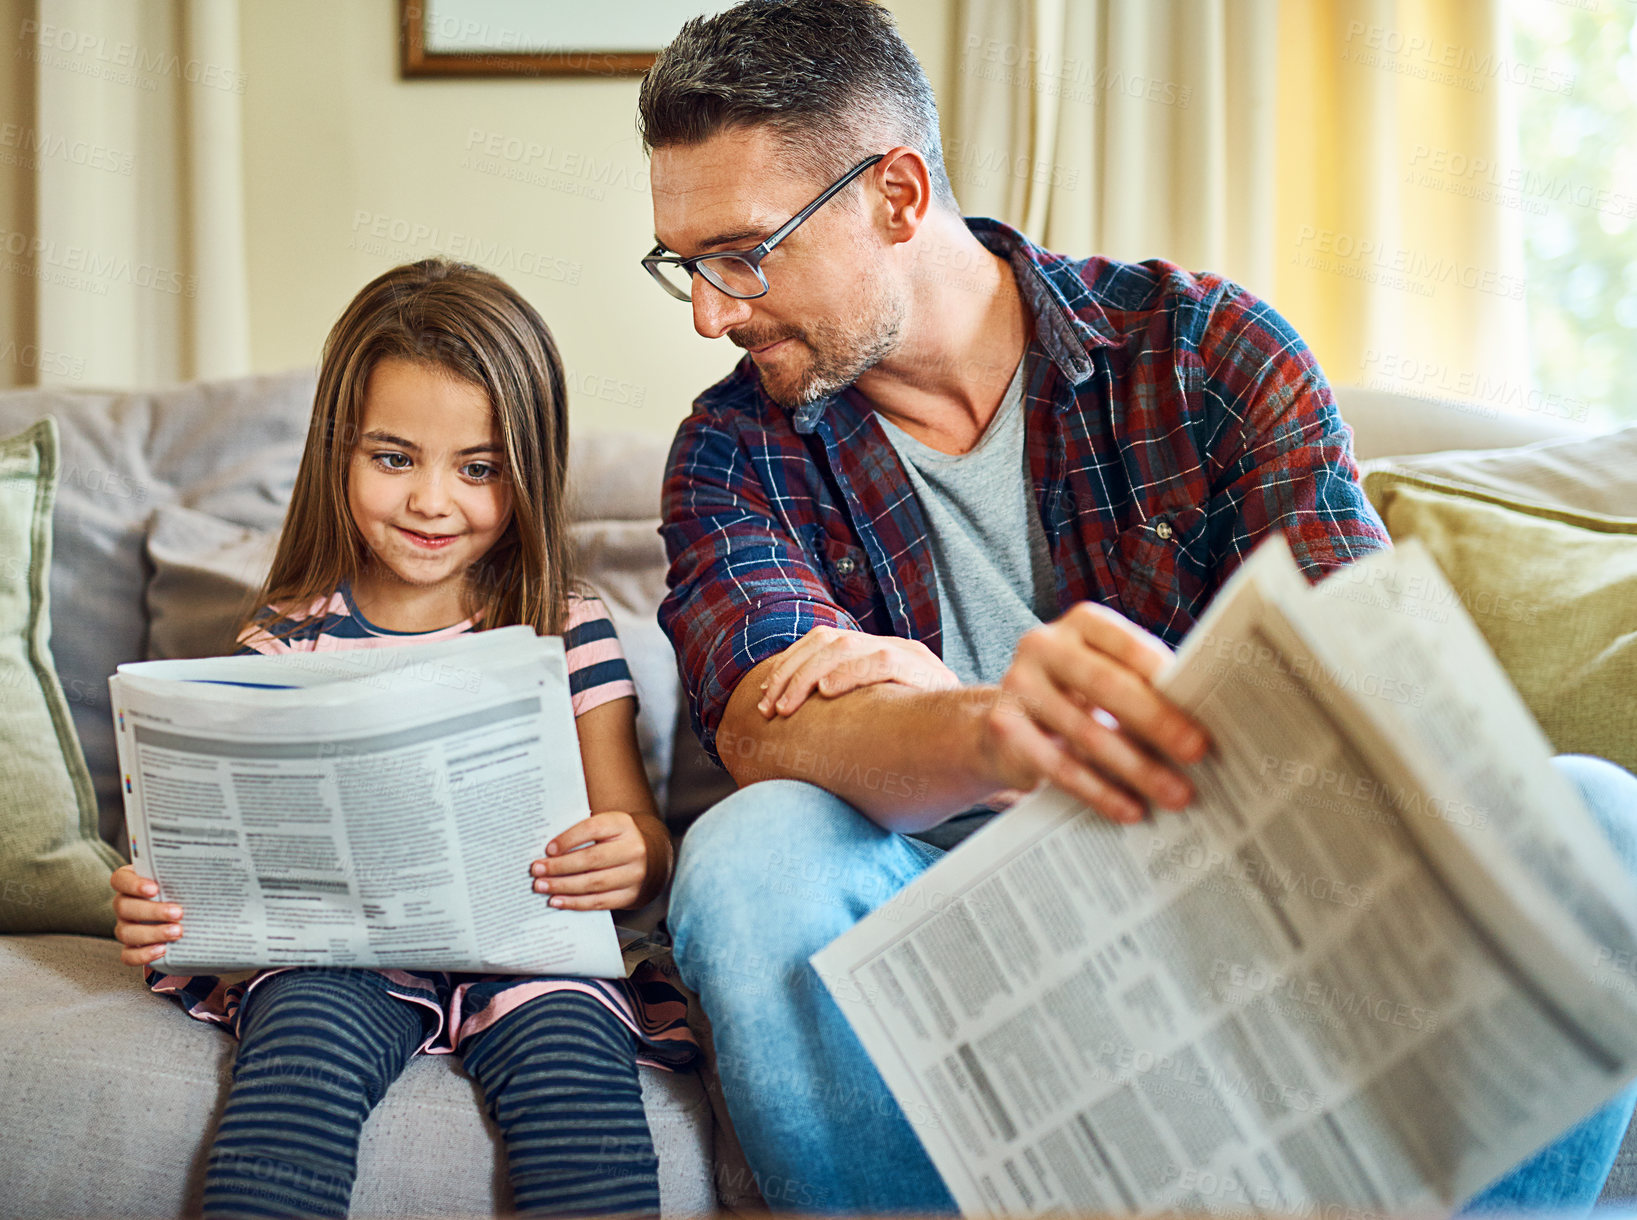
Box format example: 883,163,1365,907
790,216,1113,434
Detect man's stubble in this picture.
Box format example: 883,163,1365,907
731,255,907,409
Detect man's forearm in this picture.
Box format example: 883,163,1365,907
715,656,1011,832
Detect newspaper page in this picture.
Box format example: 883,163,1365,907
812,538,1637,1217
110,626,625,978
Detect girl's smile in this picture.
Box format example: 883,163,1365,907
397,525,459,549
346,357,514,630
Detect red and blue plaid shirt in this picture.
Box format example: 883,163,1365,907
659,218,1390,767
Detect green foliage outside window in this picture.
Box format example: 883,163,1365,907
1512,3,1637,428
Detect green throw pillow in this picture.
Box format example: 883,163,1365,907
1362,467,1637,778
0,417,121,934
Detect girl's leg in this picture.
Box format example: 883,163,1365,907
202,969,426,1220
460,989,660,1218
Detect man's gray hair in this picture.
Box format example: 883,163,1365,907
638,0,958,209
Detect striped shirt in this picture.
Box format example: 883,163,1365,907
146,584,698,1070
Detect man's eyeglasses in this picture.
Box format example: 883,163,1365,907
643,154,885,302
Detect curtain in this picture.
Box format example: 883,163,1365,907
949,0,1532,398
950,0,1280,293
3,0,250,388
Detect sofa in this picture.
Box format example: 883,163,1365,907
0,369,1632,1215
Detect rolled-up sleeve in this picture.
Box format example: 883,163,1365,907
658,412,859,767
1195,281,1392,585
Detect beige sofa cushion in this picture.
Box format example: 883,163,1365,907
1359,425,1637,516
1363,469,1637,778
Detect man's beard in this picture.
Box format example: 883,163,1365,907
731,283,905,409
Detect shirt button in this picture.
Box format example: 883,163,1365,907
1153,518,1174,541
834,555,858,576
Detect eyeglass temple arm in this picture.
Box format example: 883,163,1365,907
751,154,886,257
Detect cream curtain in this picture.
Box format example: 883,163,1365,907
4,0,250,388
950,0,1280,294
949,0,1532,397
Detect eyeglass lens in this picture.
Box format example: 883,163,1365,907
654,255,765,300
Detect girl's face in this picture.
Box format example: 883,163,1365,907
347,357,514,621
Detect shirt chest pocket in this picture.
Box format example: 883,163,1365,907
1098,504,1209,635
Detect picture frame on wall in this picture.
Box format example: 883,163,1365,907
400,0,739,77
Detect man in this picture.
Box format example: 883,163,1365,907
638,0,1637,1212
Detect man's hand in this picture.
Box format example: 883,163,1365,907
530,811,673,912
757,625,958,718
980,602,1210,825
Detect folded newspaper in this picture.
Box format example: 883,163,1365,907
111,626,626,978
813,536,1637,1217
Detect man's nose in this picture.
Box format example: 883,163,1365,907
691,278,753,340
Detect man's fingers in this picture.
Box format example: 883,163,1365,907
1062,602,1176,680
1020,630,1206,767
539,864,644,897
759,627,839,715
535,838,634,877
767,636,858,716
1001,670,1194,810
1045,603,1210,757
548,812,631,855
988,708,1146,823
546,888,640,912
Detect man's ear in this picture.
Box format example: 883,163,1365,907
874,145,933,245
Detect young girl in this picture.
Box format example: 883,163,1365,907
110,259,697,1219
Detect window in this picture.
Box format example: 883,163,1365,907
1511,3,1637,427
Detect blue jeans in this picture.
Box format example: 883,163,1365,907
668,755,1637,1215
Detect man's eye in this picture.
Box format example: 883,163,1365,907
374,452,410,470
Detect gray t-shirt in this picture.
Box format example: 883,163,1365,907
874,359,1056,847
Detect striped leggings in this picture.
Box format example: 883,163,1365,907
200,969,660,1219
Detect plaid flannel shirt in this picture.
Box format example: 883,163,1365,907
659,218,1391,767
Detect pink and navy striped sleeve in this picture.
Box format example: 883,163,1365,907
561,593,637,718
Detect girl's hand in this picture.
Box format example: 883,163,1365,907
757,625,959,719
111,864,184,968
530,811,673,913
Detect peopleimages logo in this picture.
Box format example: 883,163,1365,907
347,212,581,286
1359,350,1591,423
461,129,649,194
1406,145,1637,220
0,226,195,296
0,124,134,174
1340,20,1576,95
17,18,249,93
1292,226,1526,301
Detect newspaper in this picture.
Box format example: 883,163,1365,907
110,626,625,977
813,537,1637,1217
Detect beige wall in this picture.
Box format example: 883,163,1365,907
240,0,956,438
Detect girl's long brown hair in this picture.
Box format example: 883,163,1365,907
250,259,576,638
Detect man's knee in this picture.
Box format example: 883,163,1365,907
674,779,877,901
669,779,891,983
